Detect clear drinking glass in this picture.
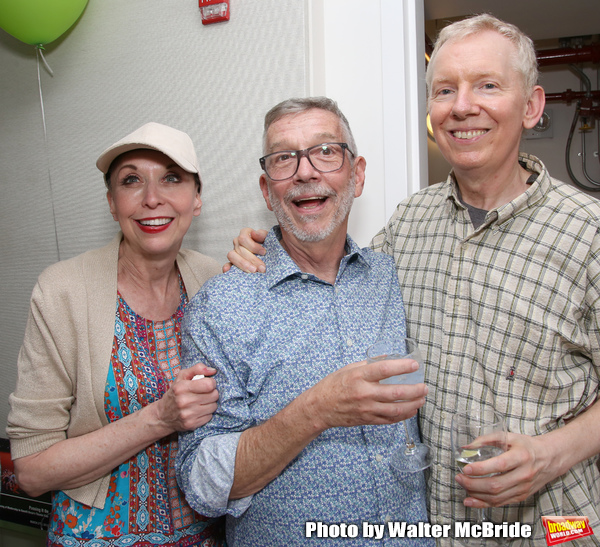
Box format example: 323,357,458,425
366,337,432,473
451,409,508,546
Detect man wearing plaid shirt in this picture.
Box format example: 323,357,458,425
373,14,600,545
229,14,600,546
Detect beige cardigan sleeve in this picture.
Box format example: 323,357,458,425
7,233,220,508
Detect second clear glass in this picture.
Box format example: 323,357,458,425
451,409,508,546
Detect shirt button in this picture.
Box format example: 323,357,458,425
346,339,353,347
301,274,309,280
384,515,392,523
375,454,383,462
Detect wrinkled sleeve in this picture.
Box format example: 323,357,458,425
184,432,252,517
176,284,256,517
369,208,400,255
7,279,75,457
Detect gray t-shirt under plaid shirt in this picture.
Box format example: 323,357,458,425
371,153,600,546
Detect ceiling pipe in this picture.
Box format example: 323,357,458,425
545,90,600,103
536,44,600,117
537,43,600,67
536,43,600,191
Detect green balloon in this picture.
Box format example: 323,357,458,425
0,0,88,46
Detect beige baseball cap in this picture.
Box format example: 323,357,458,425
96,122,200,176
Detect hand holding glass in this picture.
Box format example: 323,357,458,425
366,337,431,473
451,410,508,546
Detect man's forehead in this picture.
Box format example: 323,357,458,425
431,31,519,79
266,110,342,151
439,30,516,58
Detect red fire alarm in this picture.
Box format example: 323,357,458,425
199,0,230,25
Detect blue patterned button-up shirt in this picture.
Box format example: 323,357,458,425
177,227,431,546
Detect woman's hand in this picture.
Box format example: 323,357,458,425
13,363,220,497
156,363,219,431
223,228,268,273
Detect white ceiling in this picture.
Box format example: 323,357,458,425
424,0,599,42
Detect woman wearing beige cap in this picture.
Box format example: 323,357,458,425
7,123,225,545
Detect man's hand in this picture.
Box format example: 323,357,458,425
223,228,268,273
231,356,428,499
455,429,578,508
304,358,428,431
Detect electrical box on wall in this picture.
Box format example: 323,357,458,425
199,0,230,25
524,109,553,140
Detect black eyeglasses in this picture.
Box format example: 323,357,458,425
259,143,354,181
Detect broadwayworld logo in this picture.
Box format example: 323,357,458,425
542,516,594,546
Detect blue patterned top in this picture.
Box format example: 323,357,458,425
47,282,225,547
177,228,431,546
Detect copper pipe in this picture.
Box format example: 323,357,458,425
537,44,600,67
545,90,600,104
537,45,600,113
544,95,600,117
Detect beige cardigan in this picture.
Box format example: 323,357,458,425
6,233,221,508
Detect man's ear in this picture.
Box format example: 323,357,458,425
523,86,546,130
259,174,274,212
353,156,367,198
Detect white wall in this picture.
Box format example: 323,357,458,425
309,0,427,247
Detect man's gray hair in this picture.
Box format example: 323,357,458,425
262,97,357,157
426,13,539,100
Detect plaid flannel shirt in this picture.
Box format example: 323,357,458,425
371,153,600,546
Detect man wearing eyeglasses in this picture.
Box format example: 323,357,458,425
224,16,600,546
176,97,432,546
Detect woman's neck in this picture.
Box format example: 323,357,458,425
116,244,181,321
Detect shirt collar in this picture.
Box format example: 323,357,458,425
262,226,371,288
443,153,552,225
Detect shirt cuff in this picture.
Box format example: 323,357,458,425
190,431,253,517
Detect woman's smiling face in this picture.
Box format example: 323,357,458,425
106,148,202,259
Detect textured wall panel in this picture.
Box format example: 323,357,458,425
0,0,307,431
